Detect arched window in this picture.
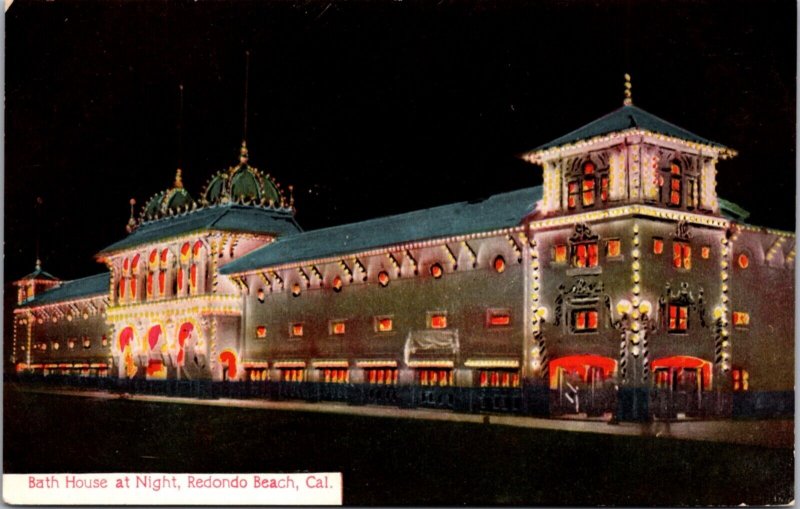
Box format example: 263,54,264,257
147,249,158,299
159,249,169,296
191,241,204,294
129,254,140,301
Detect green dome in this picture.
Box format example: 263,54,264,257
201,142,286,208
143,191,165,219
164,187,195,212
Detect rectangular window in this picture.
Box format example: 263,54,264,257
668,305,689,332
701,246,711,259
290,323,304,338
732,368,749,392
653,238,664,255
478,370,520,388
606,239,621,258
320,368,349,384
255,326,267,339
572,242,599,268
330,321,346,335
554,244,568,263
572,309,599,332
670,177,682,206
376,316,393,332
429,313,447,329
732,311,750,327
417,369,453,387
567,181,579,209
281,368,305,382
366,368,398,385
673,242,691,269
582,178,596,207
247,368,268,381
487,309,511,327
600,175,609,202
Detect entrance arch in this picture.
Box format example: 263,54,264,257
549,354,617,416
651,355,712,418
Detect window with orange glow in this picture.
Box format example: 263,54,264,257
417,369,453,386
281,368,305,383
582,178,596,207
291,283,302,296
606,239,621,257
146,273,154,298
376,317,393,332
290,323,304,337
149,249,158,265
668,304,689,332
430,263,443,279
255,326,267,338
572,242,599,268
567,181,579,209
118,277,126,300
554,244,568,263
378,271,390,287
493,255,506,273
701,246,711,259
429,313,447,329
668,161,682,206
732,311,750,327
732,368,749,392
330,321,346,335
737,253,749,269
673,242,691,269
478,370,520,388
572,309,599,332
131,254,140,274
320,368,349,384
129,278,137,300
332,276,343,292
600,175,609,202
653,238,664,255
487,310,511,327
366,368,398,385
180,242,191,263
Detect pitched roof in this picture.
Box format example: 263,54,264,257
24,272,109,307
529,104,732,155
98,204,302,255
16,266,59,283
222,186,541,275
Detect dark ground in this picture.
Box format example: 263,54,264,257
3,385,793,505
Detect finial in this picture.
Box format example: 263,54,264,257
623,73,633,106
239,140,249,165
35,258,41,271
126,198,137,233
288,185,295,208
174,169,183,188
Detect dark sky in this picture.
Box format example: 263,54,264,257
5,0,796,284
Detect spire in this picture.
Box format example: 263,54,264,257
35,258,41,271
623,73,633,106
239,140,249,165
174,168,184,188
126,198,137,233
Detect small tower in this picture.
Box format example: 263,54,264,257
14,259,60,304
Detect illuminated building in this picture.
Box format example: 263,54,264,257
12,84,794,420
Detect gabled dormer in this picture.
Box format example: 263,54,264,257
14,259,61,305
523,76,737,217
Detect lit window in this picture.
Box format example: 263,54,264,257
582,177,596,207
321,368,349,384
668,161,682,206
256,326,267,338
378,271,390,287
52,341,59,351
430,263,443,279
701,246,711,259
478,370,520,388
668,304,689,332
554,244,567,263
429,313,447,329
281,369,305,383
572,309,599,332
118,277,127,300
123,258,130,272
732,311,750,327
567,181,579,209
291,283,302,296
131,254,140,274
376,317,393,332
737,253,749,269
190,264,198,292
487,309,511,327
653,238,664,255
366,368,398,385
606,239,621,257
418,369,453,386
332,276,343,292
330,321,346,335
673,242,691,269
732,368,749,392
493,255,506,273
600,175,609,202
180,242,191,264
572,242,599,268
290,323,304,337
149,249,158,265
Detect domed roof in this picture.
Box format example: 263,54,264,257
201,142,286,207
139,169,196,222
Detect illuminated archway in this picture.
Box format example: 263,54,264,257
218,349,238,381
147,325,163,351
651,356,712,390
549,354,617,390
177,322,194,366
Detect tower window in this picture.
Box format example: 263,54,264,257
567,181,579,209
290,323,304,338
572,309,599,332
732,311,750,327
673,241,691,269
668,304,689,332
330,321,346,335
669,161,682,206
554,244,568,263
572,242,599,268
429,313,447,329
606,239,621,258
376,316,393,332
653,238,664,255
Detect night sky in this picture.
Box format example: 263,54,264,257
5,0,796,286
